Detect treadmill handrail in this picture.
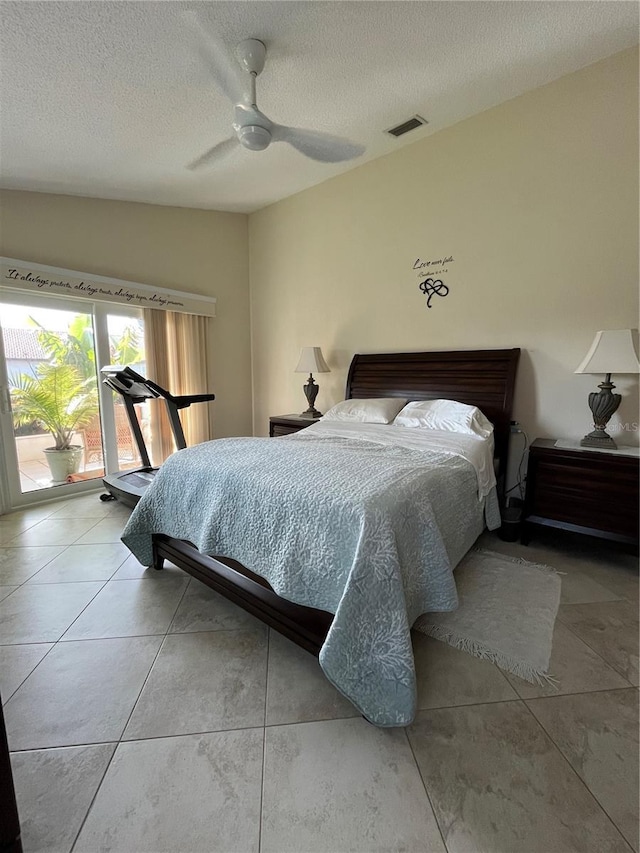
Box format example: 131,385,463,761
101,367,215,409
172,392,217,409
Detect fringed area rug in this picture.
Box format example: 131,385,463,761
414,548,561,685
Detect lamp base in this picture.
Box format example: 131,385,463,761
301,374,321,419
581,376,620,450
580,429,618,449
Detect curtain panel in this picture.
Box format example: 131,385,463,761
144,308,213,465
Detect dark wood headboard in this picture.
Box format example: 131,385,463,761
345,348,521,500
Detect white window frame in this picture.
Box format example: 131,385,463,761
0,290,144,510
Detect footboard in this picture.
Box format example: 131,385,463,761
152,534,333,656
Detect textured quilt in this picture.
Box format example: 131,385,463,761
121,433,500,726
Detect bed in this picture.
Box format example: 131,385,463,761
122,348,520,725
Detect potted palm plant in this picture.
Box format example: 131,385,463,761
11,363,99,485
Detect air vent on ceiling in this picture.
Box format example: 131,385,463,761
386,115,428,138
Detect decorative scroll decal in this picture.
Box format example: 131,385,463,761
413,254,454,309
0,258,216,317
419,278,449,308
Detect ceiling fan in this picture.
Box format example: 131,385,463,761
185,14,366,171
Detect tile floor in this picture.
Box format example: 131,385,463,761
0,492,638,853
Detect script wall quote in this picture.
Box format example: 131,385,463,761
412,254,455,309
0,258,217,317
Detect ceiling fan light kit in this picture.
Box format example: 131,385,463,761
186,17,365,170
237,122,271,151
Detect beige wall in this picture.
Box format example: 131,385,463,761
1,47,637,459
0,190,251,438
249,48,639,459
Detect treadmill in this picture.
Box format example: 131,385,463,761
100,365,215,508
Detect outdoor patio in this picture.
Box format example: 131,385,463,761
15,431,140,494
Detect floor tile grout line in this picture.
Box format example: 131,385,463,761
16,574,121,586
2,583,126,723
57,625,264,643
164,575,193,635
415,693,544,713
2,642,58,705
5,490,106,515
0,575,108,605
261,709,422,730
258,721,267,853
54,555,185,643
485,656,520,698
0,542,72,590
560,569,634,603
9,554,132,588
0,623,264,648
403,726,449,853
49,579,112,644
1,581,111,652
520,697,636,851
3,513,107,549
9,724,272,759
116,577,192,740
555,608,637,686
11,712,363,744
507,600,638,697
494,543,638,601
1,631,168,648
0,511,63,538
68,742,120,853
257,629,271,852
9,739,122,755
167,624,270,637
116,636,168,741
263,629,270,728
0,504,117,538
8,722,276,754
507,678,637,703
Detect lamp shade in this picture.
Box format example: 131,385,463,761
574,329,640,375
295,347,330,374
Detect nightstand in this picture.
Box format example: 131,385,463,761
269,414,319,437
522,438,639,549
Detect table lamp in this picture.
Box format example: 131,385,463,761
574,329,640,448
295,347,330,418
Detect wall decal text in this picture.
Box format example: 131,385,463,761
412,254,455,309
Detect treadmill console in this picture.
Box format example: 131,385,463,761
100,366,161,403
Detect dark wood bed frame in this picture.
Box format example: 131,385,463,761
152,348,520,656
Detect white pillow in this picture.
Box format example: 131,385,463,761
393,399,493,438
321,398,407,424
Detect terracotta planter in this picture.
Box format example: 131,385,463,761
43,446,83,485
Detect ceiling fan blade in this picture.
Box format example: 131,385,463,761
187,137,239,171
273,126,365,163
182,11,248,106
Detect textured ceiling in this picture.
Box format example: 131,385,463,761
0,1,637,213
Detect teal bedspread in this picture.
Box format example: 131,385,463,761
121,433,500,726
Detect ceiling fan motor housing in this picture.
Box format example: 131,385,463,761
237,124,272,150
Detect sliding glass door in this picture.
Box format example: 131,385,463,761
0,291,145,509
